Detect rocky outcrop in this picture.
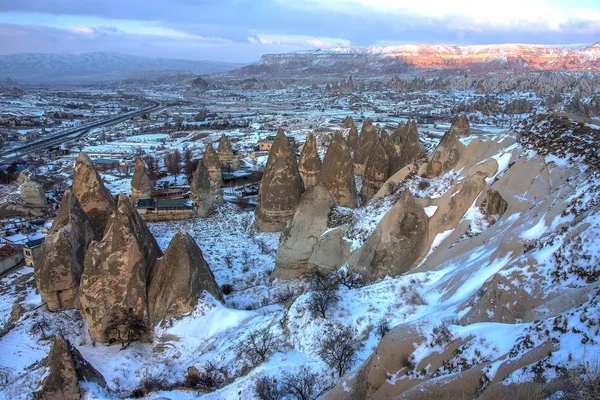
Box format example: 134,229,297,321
274,184,337,279
203,143,222,183
451,114,470,136
71,153,116,238
379,130,400,174
190,160,223,217
354,118,378,175
34,333,105,400
391,120,425,169
20,178,47,206
350,190,428,280
423,126,467,178
255,129,305,232
79,195,162,343
35,190,95,311
320,131,357,208
217,135,234,162
130,158,152,206
148,230,222,326
360,141,390,202
346,123,359,152
342,116,355,129
298,132,321,188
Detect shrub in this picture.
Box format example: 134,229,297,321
221,284,234,295
254,367,330,400
333,269,365,289
375,318,390,339
318,324,363,377
235,325,282,366
306,272,340,319
255,376,283,400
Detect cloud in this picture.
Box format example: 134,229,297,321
248,33,350,49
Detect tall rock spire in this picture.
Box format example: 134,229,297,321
320,131,357,208
298,132,321,189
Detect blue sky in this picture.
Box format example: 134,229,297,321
0,0,598,62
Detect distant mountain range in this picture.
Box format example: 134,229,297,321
229,43,600,78
0,52,244,83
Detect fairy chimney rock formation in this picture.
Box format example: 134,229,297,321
203,143,222,182
217,135,234,162
255,128,305,232
190,160,222,217
350,189,428,281
79,194,162,343
379,130,401,174
298,133,321,188
148,230,222,326
274,184,336,279
130,157,152,206
451,114,471,137
397,120,426,168
361,140,391,202
20,178,47,206
346,122,359,153
424,125,467,178
320,131,357,208
35,190,95,311
343,115,355,129
71,152,116,238
354,118,378,175
33,333,106,400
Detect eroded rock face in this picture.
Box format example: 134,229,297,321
347,123,359,152
148,230,222,326
274,184,336,279
71,153,116,238
203,143,222,183
350,190,428,280
424,126,466,178
217,135,234,162
255,128,305,232
379,130,400,175
34,333,105,400
354,118,378,175
298,132,321,189
360,141,390,202
79,195,162,343
391,120,425,169
130,158,152,206
343,115,355,129
480,188,508,217
320,131,357,208
35,190,95,311
190,160,223,217
451,114,471,137
20,179,47,206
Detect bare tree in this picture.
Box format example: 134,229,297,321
318,324,362,377
143,154,159,183
164,149,182,184
183,148,197,183
282,366,330,400
307,272,340,319
254,376,284,400
235,325,282,366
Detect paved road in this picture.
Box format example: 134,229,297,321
0,101,161,163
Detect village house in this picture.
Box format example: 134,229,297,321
259,135,295,152
0,244,23,275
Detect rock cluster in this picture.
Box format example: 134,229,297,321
130,157,152,206
203,143,222,183
320,131,357,208
274,184,350,279
79,195,163,342
255,128,305,232
71,153,116,238
217,135,234,162
354,118,378,175
20,178,47,206
190,160,223,217
391,119,425,168
34,333,106,400
35,190,95,311
298,132,321,188
360,130,400,201
451,114,470,136
148,230,223,326
423,124,467,178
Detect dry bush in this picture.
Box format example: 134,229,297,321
318,323,363,377
235,325,282,366
306,272,340,319
254,366,330,400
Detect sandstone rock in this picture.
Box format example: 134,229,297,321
360,140,390,202
79,194,162,342
274,184,335,279
309,227,352,271
350,190,428,280
298,132,321,188
203,143,222,183
190,160,223,217
354,118,378,175
71,153,116,238
342,115,355,129
320,131,357,208
130,158,152,206
148,230,222,326
346,123,359,152
479,188,508,217
20,179,47,206
34,333,105,400
36,190,95,311
423,126,466,178
255,128,305,232
10,302,25,323
379,129,400,174
392,120,425,169
217,135,234,162
451,114,470,137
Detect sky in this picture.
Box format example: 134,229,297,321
0,0,599,63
